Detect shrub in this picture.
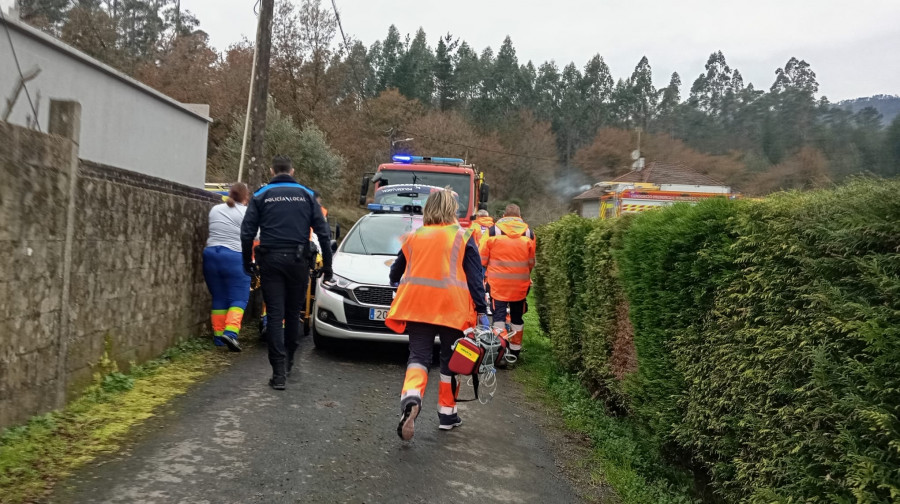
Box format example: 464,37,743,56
678,178,900,502
578,216,635,408
533,177,900,503
616,198,744,449
535,214,601,372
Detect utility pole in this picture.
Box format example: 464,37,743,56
247,0,275,190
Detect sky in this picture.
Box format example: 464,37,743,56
4,0,899,101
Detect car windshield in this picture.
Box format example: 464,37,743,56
374,184,458,209
341,216,419,256
378,171,470,216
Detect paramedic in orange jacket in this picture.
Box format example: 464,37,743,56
386,189,489,441
481,204,535,361
468,209,495,247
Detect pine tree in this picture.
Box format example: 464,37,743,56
434,34,458,111
534,61,561,123
395,28,434,104
453,42,481,109
377,25,404,92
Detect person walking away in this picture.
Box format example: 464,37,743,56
468,209,494,248
203,183,251,351
481,204,535,362
469,209,496,310
386,189,489,441
241,156,333,390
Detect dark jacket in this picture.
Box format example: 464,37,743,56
240,174,332,268
389,234,487,314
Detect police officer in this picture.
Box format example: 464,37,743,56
241,156,333,390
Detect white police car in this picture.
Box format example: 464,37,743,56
311,211,423,347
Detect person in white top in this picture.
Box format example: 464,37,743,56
203,183,251,351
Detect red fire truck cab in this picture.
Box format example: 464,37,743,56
359,155,489,226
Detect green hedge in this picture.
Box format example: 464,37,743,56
680,180,900,502
533,214,635,408
534,178,900,502
616,198,744,451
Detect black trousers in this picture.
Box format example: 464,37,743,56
406,322,463,377
259,250,308,378
492,298,526,325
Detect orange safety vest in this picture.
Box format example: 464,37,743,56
481,217,535,302
386,224,477,334
469,216,494,248
310,205,328,241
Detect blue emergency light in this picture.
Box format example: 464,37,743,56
367,203,423,214
391,155,465,165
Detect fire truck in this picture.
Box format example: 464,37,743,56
597,182,737,219
359,155,489,226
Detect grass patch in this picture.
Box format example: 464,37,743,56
515,305,701,504
0,337,232,504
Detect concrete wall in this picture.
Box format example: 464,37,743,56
0,14,210,187
0,109,217,429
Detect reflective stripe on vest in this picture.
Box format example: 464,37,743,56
484,219,535,301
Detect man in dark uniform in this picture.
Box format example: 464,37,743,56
241,156,333,390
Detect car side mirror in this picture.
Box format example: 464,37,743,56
480,183,490,203
359,177,370,206
330,240,338,254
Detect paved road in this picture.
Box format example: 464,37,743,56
51,336,582,504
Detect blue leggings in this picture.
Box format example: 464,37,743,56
202,246,251,345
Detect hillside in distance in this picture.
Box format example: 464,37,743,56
837,94,900,125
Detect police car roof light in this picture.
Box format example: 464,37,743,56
367,203,423,214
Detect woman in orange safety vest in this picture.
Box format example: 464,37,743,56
386,189,489,441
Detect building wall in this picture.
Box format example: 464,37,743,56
0,16,209,187
580,200,600,218
0,116,216,429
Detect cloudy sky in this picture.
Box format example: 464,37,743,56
4,0,899,100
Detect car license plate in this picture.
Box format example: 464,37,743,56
369,308,389,321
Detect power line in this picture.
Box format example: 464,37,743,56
0,8,42,132
396,128,560,163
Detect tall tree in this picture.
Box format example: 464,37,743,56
558,62,584,162
452,42,480,109
298,0,337,113
884,114,900,177
533,61,561,123
629,56,657,129
656,72,682,135
376,25,404,92
395,28,434,104
689,50,732,115
16,0,69,32
433,33,458,111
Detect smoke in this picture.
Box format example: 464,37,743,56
551,170,593,198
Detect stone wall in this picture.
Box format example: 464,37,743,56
0,105,217,429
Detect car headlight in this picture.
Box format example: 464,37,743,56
322,273,353,297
